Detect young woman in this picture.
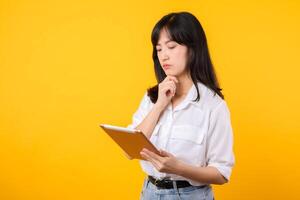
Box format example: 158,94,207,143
127,11,235,200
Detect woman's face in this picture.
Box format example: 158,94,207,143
156,28,189,78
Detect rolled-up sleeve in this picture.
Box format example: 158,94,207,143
126,92,152,130
206,101,235,181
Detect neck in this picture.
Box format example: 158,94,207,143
175,73,193,97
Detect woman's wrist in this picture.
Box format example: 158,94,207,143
174,160,186,176
153,103,166,113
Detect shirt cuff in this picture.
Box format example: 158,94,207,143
207,162,232,181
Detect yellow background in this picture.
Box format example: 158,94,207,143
1,0,299,199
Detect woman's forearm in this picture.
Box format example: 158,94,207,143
135,103,165,139
175,162,227,185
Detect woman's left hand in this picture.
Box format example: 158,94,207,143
140,148,183,174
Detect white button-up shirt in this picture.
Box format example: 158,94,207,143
127,82,235,186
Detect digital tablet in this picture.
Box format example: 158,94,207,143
99,124,161,160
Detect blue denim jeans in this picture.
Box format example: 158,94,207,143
140,178,214,200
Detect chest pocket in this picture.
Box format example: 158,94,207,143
168,125,205,165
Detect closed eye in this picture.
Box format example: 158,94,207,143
156,46,176,52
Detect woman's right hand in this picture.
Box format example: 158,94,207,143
155,76,179,110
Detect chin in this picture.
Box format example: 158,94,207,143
165,71,177,76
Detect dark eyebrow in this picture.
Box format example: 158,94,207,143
156,40,173,46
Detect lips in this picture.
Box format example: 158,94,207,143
163,64,171,69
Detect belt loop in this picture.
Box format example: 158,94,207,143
146,177,150,188
172,181,182,200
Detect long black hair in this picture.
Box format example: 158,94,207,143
147,11,224,103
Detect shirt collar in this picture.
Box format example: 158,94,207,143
166,82,204,112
